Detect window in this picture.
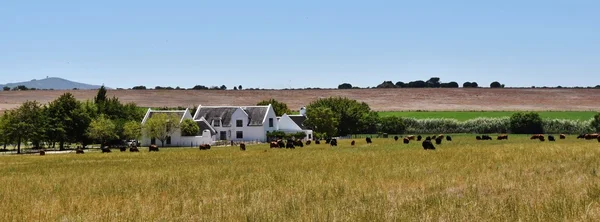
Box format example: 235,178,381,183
213,120,220,127
151,137,156,145
236,131,243,139
236,120,243,127
308,134,312,139
166,136,171,145
269,118,274,127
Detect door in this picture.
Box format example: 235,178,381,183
220,131,227,140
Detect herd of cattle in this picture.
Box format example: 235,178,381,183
36,133,600,156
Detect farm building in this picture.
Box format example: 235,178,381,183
140,108,215,147
277,107,313,140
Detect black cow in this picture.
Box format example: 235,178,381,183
482,135,492,140
76,149,84,154
476,136,482,140
425,136,431,141
199,144,211,150
417,135,422,141
294,140,304,148
315,139,321,145
286,140,295,149
130,146,140,152
548,135,555,142
101,147,111,153
403,138,409,144
394,136,399,141
149,145,159,152
446,135,452,141
435,137,443,145
278,140,285,148
351,140,355,146
422,140,436,150
577,134,585,139
120,147,127,152
366,137,372,144
240,143,246,151
306,140,312,146
330,139,338,146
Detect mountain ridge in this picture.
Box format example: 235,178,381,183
0,77,106,90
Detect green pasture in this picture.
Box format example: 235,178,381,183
378,111,598,121
2,135,600,221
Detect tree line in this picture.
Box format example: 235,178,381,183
338,77,507,89
0,86,145,153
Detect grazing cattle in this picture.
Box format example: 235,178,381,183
315,139,321,145
325,138,331,144
40,150,45,156
269,142,279,148
530,134,544,140
294,140,304,148
476,136,482,140
306,140,312,146
351,140,355,146
539,136,546,142
559,134,566,139
277,140,285,148
435,137,443,145
416,135,422,141
598,137,600,143
585,134,599,140
199,144,211,150
286,140,295,149
130,146,140,152
548,135,555,141
446,135,452,141
120,147,127,152
407,135,416,141
482,135,493,140
422,140,436,150
240,143,246,151
577,134,585,139
403,138,409,144
101,147,111,153
149,145,159,152
366,137,372,144
394,136,399,141
425,136,431,141
497,134,509,140
438,134,444,139
330,139,338,147
76,149,84,154
431,135,437,140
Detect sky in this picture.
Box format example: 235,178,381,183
1,0,599,89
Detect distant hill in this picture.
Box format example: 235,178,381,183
0,77,106,90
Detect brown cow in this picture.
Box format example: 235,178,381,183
240,143,246,151
120,147,127,152
497,134,509,140
40,150,45,156
305,140,312,146
130,146,140,152
76,149,84,154
530,134,544,140
559,134,566,139
406,135,416,140
199,144,211,150
403,137,409,144
270,141,279,148
149,145,159,152
585,134,599,140
351,140,356,146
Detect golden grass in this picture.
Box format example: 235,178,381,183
1,135,600,221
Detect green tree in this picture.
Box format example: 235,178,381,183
376,81,396,88
180,119,200,136
94,85,107,104
0,113,13,150
591,113,600,132
490,81,503,88
306,97,375,136
143,113,181,146
123,121,142,141
238,85,243,90
257,99,291,116
378,116,406,134
2,86,10,91
395,81,405,88
509,112,544,134
5,101,45,153
86,114,117,146
304,107,339,137
338,83,353,89
45,93,91,150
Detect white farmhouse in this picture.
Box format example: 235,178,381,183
192,105,278,142
277,107,314,140
140,108,216,147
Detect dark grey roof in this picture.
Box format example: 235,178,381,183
194,107,238,127
289,115,308,130
242,107,269,126
147,111,185,123
195,119,216,136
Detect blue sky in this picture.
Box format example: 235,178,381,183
1,0,599,89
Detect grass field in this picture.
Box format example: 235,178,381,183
2,136,600,221
378,111,598,121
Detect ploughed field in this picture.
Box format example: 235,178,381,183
2,88,600,115
380,111,598,121
2,135,600,221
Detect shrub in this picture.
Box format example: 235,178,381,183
544,119,592,134
378,116,406,134
509,112,544,134
180,119,200,136
338,83,353,89
591,113,600,132
490,81,503,88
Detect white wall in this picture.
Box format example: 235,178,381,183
277,114,302,132
141,129,215,147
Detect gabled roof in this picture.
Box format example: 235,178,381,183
195,117,216,136
193,105,271,127
142,109,189,124
242,106,270,126
288,115,309,130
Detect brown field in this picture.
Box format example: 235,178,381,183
1,88,600,114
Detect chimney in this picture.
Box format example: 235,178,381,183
299,107,307,116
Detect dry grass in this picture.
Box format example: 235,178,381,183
2,88,600,114
2,135,600,221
